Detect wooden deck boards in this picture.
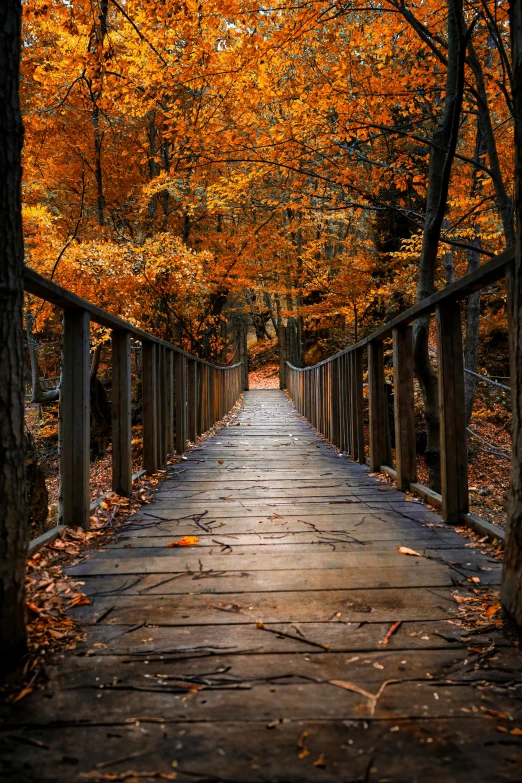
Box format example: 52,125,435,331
1,389,521,782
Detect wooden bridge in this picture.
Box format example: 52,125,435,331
2,250,522,780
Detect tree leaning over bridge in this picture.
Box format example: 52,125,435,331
503,0,522,626
0,0,27,668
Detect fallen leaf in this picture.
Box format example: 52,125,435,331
398,546,423,557
13,686,33,702
168,536,199,547
69,595,90,608
297,731,310,759
313,753,326,768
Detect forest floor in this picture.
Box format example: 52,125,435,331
248,337,280,388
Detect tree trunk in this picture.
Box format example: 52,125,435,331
464,241,481,426
467,38,515,247
464,120,486,425
413,0,465,492
502,0,522,625
0,0,27,669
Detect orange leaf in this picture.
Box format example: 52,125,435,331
168,536,199,547
397,546,423,557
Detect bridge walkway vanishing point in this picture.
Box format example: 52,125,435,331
2,390,522,782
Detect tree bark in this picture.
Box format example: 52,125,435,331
413,0,466,491
0,0,27,669
464,121,486,425
502,0,522,626
467,38,515,247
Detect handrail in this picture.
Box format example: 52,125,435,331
24,267,244,534
284,245,514,541
286,245,515,371
24,266,240,369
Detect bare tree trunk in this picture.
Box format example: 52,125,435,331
442,222,455,285
464,243,481,425
462,117,486,425
90,0,108,227
92,106,105,226
467,38,515,247
413,0,466,491
0,0,27,669
502,0,522,626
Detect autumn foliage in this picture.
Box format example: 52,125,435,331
21,0,512,362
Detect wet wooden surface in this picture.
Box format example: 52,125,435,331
1,390,521,782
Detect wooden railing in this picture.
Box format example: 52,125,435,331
24,268,243,533
285,246,515,540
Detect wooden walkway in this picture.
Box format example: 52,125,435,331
2,390,522,781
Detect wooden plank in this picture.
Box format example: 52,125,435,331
61,308,90,528
393,325,416,490
68,547,494,576
75,618,502,656
3,717,518,783
79,562,500,595
69,586,462,625
436,301,469,523
6,387,518,783
111,330,132,496
142,341,158,474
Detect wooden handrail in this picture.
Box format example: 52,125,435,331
285,246,514,539
286,245,515,372
24,266,242,369
24,267,244,533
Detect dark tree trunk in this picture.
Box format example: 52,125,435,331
502,0,522,626
413,0,465,492
464,121,486,425
0,0,27,669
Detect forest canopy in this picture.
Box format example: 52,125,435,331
21,0,513,362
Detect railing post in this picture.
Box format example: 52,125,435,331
198,364,206,434
187,359,198,442
436,302,469,523
393,325,416,490
351,348,366,464
142,341,158,474
175,352,187,454
208,367,217,429
166,350,174,455
157,346,167,467
111,330,132,496
368,340,387,472
61,309,90,528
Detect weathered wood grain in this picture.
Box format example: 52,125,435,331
2,389,517,783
